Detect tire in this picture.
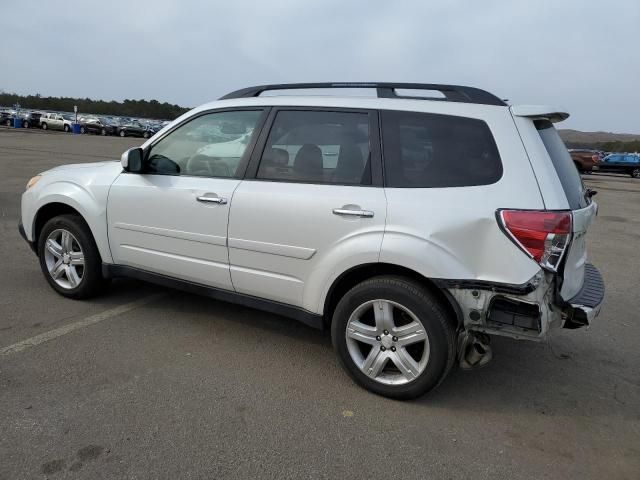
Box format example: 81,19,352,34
101,128,106,136
6,119,12,126
331,276,456,400
143,131,150,139
41,122,48,130
24,121,29,128
80,126,86,134
631,168,640,179
64,124,70,133
37,214,107,299
119,130,126,137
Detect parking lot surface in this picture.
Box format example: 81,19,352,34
1,128,638,479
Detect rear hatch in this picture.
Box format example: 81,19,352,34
534,119,596,300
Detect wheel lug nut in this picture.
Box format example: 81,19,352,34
380,346,386,351
391,346,396,352
376,336,381,341
392,336,398,342
383,329,389,335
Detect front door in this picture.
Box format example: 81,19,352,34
228,108,386,311
107,108,267,289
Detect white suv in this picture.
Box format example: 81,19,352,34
19,83,604,399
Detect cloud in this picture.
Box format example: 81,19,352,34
1,0,638,131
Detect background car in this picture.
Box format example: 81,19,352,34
598,153,640,178
117,120,147,137
20,111,43,128
568,148,602,173
80,117,117,135
40,112,75,132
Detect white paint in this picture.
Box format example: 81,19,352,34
0,294,164,357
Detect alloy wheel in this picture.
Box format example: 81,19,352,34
345,299,430,385
43,229,85,289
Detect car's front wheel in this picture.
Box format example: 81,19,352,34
119,130,126,137
101,128,106,136
38,214,107,299
631,168,640,179
41,122,48,130
331,276,456,399
64,124,70,133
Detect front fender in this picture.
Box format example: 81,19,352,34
28,181,113,263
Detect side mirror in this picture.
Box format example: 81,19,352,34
121,147,143,173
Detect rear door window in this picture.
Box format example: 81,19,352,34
256,110,372,185
381,110,502,188
535,120,588,210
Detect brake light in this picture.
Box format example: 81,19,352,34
591,154,600,163
498,210,572,272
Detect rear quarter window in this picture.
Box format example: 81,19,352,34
381,110,502,188
535,120,588,210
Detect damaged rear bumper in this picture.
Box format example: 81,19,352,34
442,262,605,341
562,263,605,328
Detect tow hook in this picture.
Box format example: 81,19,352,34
458,331,493,370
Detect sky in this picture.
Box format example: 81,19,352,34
1,0,639,132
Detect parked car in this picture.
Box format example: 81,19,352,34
597,153,640,178
19,111,43,128
19,82,604,399
117,120,147,138
568,149,601,173
40,113,75,132
80,117,117,136
0,111,13,126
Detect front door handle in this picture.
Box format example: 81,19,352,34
332,208,374,218
197,195,227,205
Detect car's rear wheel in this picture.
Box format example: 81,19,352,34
6,119,12,126
631,168,640,179
331,276,456,399
24,121,29,128
101,128,106,136
38,214,107,299
64,124,70,133
80,126,86,134
41,122,48,130
119,130,126,137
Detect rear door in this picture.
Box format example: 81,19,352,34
534,120,596,299
227,108,386,311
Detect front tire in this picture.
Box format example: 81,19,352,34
119,129,126,137
101,128,106,136
80,126,86,134
64,124,70,133
38,214,107,299
41,122,48,130
631,168,640,179
331,276,456,399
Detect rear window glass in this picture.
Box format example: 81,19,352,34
381,110,502,188
535,120,588,210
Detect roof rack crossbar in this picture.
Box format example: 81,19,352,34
219,82,506,106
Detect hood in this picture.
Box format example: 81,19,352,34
46,160,121,174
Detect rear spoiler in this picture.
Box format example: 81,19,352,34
510,105,569,123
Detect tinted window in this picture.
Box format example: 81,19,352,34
535,120,588,210
146,110,263,177
257,110,371,185
381,110,502,188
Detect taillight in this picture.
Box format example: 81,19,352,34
591,154,600,163
498,210,572,272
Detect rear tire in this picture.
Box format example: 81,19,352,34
64,124,70,133
41,122,48,130
80,126,86,134
101,128,106,136
631,168,640,179
37,214,107,299
119,130,126,137
331,276,456,399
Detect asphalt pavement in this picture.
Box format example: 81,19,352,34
0,127,638,479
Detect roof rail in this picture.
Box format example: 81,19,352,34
219,82,506,106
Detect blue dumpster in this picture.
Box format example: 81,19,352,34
13,117,21,128
72,123,81,134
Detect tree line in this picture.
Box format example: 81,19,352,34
0,92,190,120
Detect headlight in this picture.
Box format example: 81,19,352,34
26,175,42,190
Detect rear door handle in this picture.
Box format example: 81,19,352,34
197,195,227,205
332,208,374,218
